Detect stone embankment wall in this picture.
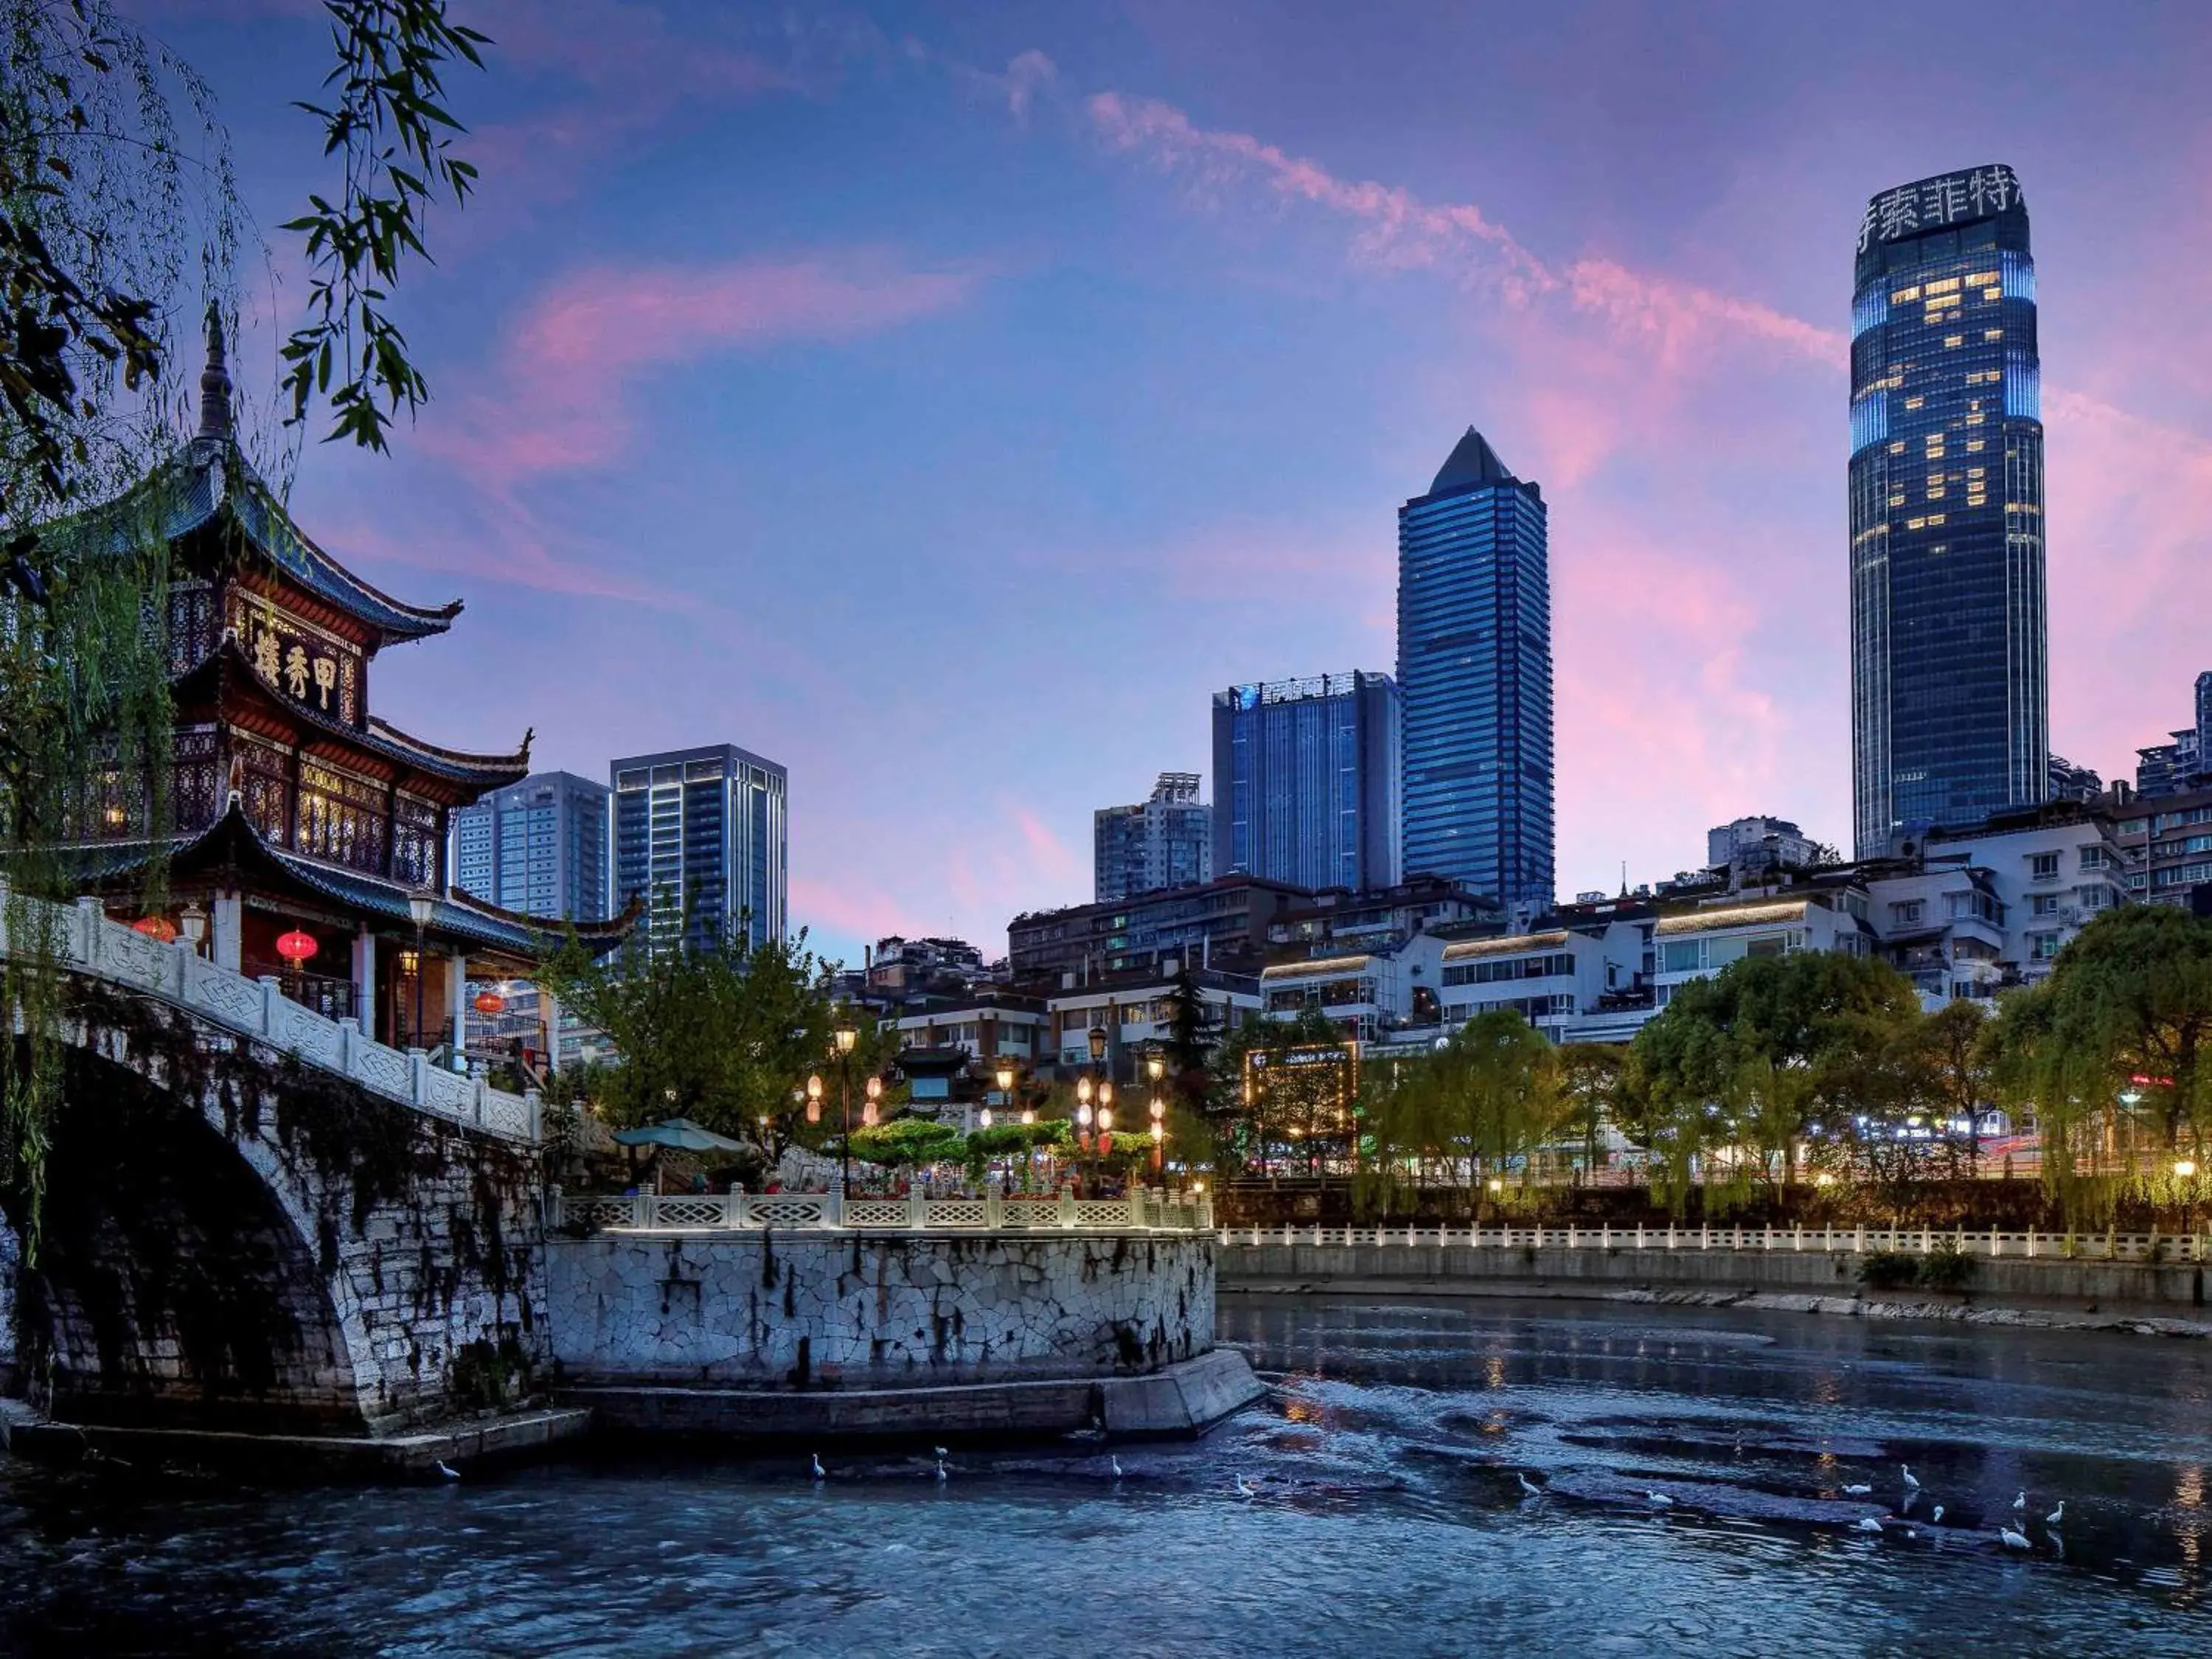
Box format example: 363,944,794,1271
0,1218,17,1392
546,1231,1214,1386
21,1029,548,1434
1222,1241,2209,1324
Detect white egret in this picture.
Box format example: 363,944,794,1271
1517,1472,1544,1498
1901,1464,1920,1489
810,1453,827,1481
2000,1525,2032,1551
1854,1517,1884,1534
1842,1484,1872,1496
2045,1500,2065,1526
1646,1492,1674,1508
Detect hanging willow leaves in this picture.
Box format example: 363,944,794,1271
0,0,490,1262
281,0,490,452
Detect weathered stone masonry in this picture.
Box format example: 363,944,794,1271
8,1005,547,1433
546,1231,1215,1386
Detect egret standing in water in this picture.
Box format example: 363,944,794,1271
1517,1472,1544,1498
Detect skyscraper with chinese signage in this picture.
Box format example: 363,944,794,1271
1849,164,2047,857
1396,429,1554,912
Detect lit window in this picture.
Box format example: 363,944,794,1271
1903,396,1925,409
1984,329,2002,341
1907,517,1926,530
1964,413,1984,425
1927,513,1946,525
1944,335,1964,347
1966,439,1986,452
1925,278,1960,295
1892,285,1921,302
1888,493,1906,508
1888,441,1906,455
1966,467,1986,479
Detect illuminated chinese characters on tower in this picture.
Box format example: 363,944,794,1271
1857,164,2022,253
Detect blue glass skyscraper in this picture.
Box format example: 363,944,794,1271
1850,164,2047,855
1396,430,1554,911
1211,672,1400,893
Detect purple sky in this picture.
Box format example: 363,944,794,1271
155,1,2212,964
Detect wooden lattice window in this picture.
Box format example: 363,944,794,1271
233,734,293,848
391,790,440,887
173,725,220,832
168,582,218,672
296,758,389,874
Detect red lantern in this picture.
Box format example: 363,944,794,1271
1097,1130,1111,1155
274,929,318,967
131,916,178,944
473,990,506,1016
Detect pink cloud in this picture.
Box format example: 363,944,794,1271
432,254,977,485
1082,88,1837,374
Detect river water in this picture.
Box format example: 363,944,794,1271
3,1296,2208,1657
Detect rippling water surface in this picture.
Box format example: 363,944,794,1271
4,1296,2211,1656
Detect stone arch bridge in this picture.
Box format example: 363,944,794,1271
1,890,549,1433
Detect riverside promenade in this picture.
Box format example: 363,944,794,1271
1217,1221,2212,1330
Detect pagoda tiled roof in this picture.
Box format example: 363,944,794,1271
51,434,462,648
55,802,636,963
175,638,532,792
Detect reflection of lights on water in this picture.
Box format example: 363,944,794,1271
2180,1466,2205,1508
1486,1356,1506,1390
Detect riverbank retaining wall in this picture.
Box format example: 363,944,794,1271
546,1231,1215,1387
0,1219,15,1394
1221,1240,2208,1316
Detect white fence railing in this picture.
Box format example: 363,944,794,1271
0,886,539,1145
554,1187,1214,1234
1220,1221,2212,1263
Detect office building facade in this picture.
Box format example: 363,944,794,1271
611,743,788,952
452,771,612,922
1397,428,1554,910
1212,672,1400,894
1849,164,2048,855
2135,670,2212,797
1093,772,1211,902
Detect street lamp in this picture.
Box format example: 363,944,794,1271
406,888,437,1050
179,901,207,959
834,1025,858,1192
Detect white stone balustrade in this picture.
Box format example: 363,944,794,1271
554,1187,1214,1235
1216,1220,2212,1262
0,883,538,1146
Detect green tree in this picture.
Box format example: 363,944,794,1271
1556,1042,1624,1174
540,928,837,1155
1368,1010,1563,1196
1995,905,2212,1158
1623,951,1920,1207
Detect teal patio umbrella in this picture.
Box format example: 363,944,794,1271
610,1117,748,1154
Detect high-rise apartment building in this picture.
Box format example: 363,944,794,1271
1211,672,1401,894
2135,670,2212,797
1093,773,1211,903
611,743,788,952
451,771,611,922
1397,428,1554,911
1849,164,2047,857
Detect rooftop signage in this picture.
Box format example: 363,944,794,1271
1857,164,2023,253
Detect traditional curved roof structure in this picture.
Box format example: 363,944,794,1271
47,313,463,650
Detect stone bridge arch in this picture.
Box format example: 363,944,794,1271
4,990,549,1433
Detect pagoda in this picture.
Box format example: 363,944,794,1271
45,312,630,1059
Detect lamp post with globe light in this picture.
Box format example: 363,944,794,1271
406,889,436,1051
832,1023,859,1192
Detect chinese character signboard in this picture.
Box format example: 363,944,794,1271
226,592,362,725
1857,164,2023,254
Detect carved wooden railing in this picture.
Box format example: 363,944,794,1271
554,1187,1214,1234
0,885,538,1145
